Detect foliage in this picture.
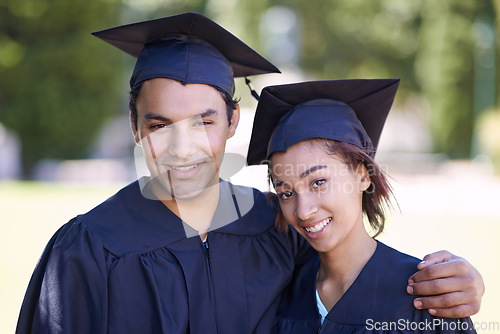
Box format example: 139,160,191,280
0,0,498,177
477,108,500,172
235,0,498,159
0,0,124,175
416,0,482,158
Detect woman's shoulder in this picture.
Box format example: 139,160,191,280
374,241,422,272
323,242,476,333
350,241,422,319
274,242,477,334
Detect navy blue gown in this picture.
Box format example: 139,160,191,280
274,241,476,334
16,179,314,334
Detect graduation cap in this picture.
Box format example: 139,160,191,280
92,12,280,96
247,79,400,165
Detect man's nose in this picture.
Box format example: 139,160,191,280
167,126,197,160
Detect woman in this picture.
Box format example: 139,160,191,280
247,79,476,333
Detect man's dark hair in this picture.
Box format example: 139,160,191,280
129,81,239,131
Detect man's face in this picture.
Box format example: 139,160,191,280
133,78,239,199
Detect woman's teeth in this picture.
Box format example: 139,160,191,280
304,218,331,233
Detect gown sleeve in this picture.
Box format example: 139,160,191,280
16,218,109,334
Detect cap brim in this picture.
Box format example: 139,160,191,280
92,12,280,78
246,79,400,165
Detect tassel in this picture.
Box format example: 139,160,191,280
245,77,260,101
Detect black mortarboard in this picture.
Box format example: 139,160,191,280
92,12,280,96
247,79,400,165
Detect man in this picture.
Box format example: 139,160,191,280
16,12,483,334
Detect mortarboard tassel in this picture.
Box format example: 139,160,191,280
245,77,260,101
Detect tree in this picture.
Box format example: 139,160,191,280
415,0,482,158
0,0,123,176
235,0,497,158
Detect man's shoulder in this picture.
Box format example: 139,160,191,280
79,180,143,224
75,180,188,255
74,180,279,254
224,180,270,198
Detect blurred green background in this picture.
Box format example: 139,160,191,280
1,0,500,333
2,0,500,175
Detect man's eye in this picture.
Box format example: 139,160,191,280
195,120,213,126
150,124,168,130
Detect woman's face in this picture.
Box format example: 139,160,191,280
270,141,370,253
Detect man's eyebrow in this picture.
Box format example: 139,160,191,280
143,112,171,123
195,109,217,119
300,165,327,179
142,109,217,123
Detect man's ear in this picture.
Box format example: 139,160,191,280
227,104,240,139
130,113,141,145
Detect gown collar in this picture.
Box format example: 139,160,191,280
79,178,277,256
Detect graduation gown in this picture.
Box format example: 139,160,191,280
274,241,476,334
16,179,314,334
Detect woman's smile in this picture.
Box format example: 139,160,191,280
302,217,332,237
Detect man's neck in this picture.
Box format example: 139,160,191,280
160,181,221,239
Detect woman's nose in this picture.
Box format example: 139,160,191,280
295,193,318,222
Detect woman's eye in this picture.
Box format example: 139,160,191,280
278,191,294,200
311,179,326,188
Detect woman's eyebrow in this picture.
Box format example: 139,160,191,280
273,181,285,187
300,165,327,179
272,165,327,187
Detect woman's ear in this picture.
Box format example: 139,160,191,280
356,164,371,192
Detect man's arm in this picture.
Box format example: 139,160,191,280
407,250,484,318
17,220,109,334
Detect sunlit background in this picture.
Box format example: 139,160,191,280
1,0,500,333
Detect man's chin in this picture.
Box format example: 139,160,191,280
168,189,204,200
151,176,219,201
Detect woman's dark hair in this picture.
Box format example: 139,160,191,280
129,80,239,131
269,138,395,238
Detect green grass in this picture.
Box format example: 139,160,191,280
1,180,499,333
0,181,125,333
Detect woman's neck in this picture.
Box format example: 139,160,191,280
316,224,377,311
